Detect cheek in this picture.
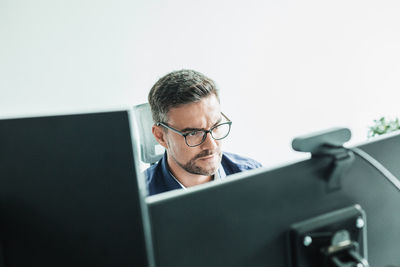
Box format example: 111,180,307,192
168,136,198,159
182,147,201,161
215,140,222,150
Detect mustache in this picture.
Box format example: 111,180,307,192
193,150,218,160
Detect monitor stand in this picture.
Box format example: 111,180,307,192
289,205,369,267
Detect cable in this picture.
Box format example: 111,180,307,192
349,147,400,192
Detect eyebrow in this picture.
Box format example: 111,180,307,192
180,117,223,132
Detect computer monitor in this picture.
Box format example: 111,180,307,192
147,131,400,266
0,111,154,267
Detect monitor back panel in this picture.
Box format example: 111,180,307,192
148,133,400,267
0,111,149,267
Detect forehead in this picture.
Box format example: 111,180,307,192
167,95,221,128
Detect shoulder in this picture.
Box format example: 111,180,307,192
144,153,182,196
221,152,262,174
144,162,161,192
144,163,158,184
144,158,168,196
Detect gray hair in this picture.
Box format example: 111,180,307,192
148,69,220,124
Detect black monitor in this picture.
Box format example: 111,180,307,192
0,111,154,267
147,130,400,267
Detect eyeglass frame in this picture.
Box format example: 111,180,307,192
156,112,232,147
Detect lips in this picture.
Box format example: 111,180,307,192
198,154,215,160
194,150,221,162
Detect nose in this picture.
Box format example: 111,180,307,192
200,131,218,150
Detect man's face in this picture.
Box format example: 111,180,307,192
164,94,223,176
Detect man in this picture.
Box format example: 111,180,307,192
146,69,262,196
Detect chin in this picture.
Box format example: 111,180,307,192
199,164,219,176
185,154,222,176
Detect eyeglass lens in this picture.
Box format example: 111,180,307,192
186,123,231,146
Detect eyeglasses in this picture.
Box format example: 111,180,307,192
157,113,232,147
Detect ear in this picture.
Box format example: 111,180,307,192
152,125,168,149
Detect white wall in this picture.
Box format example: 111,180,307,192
2,0,400,167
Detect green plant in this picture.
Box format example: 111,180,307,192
368,117,400,138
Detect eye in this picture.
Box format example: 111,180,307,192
187,131,199,137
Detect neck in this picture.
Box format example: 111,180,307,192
166,155,213,187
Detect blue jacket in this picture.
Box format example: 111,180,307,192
145,152,262,196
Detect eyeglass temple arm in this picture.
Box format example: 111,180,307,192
221,112,231,122
156,122,186,137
